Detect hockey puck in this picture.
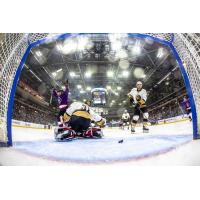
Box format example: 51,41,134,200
118,139,124,143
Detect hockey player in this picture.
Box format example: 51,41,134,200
182,96,192,121
128,81,149,133
121,110,130,130
52,80,69,127
54,100,106,141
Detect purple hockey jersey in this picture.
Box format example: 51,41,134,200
182,98,191,110
53,86,69,109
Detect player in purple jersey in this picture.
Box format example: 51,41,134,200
182,96,192,121
52,80,69,126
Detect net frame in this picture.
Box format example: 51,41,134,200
0,33,199,146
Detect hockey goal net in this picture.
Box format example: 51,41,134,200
0,33,200,146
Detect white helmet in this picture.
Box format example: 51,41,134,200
136,81,143,85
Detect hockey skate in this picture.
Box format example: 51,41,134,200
54,127,76,141
143,126,149,133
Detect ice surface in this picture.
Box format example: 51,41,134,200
0,121,193,165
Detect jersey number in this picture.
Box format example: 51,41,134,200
81,105,89,112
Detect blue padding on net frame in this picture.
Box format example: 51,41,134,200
6,33,199,146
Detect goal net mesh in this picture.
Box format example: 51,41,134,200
0,33,199,145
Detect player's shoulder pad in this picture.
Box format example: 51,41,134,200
141,88,147,92
132,88,137,91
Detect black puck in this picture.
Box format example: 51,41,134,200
118,139,124,143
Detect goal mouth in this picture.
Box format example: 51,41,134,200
0,33,199,147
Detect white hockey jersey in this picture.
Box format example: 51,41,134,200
66,102,102,122
128,88,147,103
122,113,130,120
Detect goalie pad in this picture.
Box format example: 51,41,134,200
54,127,76,141
83,127,103,138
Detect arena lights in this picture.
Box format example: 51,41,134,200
86,86,91,91
122,70,129,78
141,73,146,79
56,43,63,51
61,39,77,54
157,48,165,58
165,81,169,86
115,92,119,96
133,67,145,79
80,90,86,94
132,41,141,55
58,36,93,54
85,71,92,78
116,49,128,59
108,33,128,42
111,40,122,51
117,86,122,90
77,36,91,51
69,72,76,77
56,68,62,73
52,72,57,77
77,85,82,89
106,85,111,90
119,59,129,69
35,50,42,57
107,70,114,78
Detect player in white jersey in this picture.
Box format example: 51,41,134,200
128,81,149,133
121,110,130,130
54,100,106,140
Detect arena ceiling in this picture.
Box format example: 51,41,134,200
19,34,185,111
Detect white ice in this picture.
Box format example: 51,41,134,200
1,120,200,165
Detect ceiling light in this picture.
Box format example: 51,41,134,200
56,43,63,51
107,71,114,78
133,68,145,79
116,50,128,59
85,71,92,78
106,85,111,90
132,41,141,55
52,72,57,77
111,40,122,51
115,92,119,96
69,72,76,77
35,51,42,57
86,86,91,91
117,86,122,90
77,85,82,89
77,36,89,51
61,39,77,54
56,68,62,73
157,48,164,58
122,70,129,78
